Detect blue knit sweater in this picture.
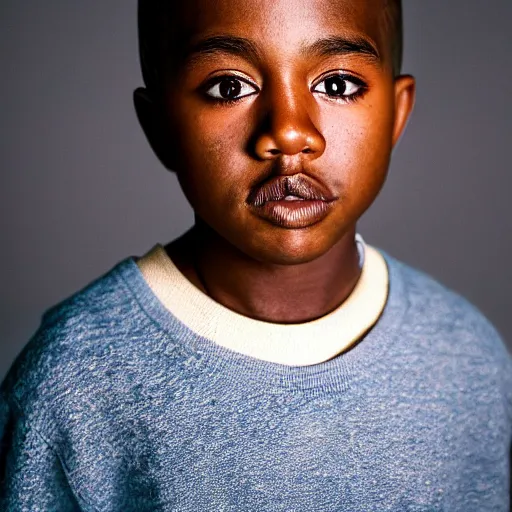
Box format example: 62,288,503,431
1,250,511,511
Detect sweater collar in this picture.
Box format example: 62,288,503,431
136,235,388,366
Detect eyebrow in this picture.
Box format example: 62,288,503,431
185,35,261,65
302,35,381,63
184,34,380,66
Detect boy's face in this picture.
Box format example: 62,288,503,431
139,0,415,265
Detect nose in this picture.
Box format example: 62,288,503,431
253,85,326,160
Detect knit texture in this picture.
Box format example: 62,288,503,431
1,249,511,511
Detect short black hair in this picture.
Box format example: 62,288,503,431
383,0,403,77
137,1,173,95
137,0,403,94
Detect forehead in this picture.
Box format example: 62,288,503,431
170,0,390,63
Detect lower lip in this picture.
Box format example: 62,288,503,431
249,199,334,229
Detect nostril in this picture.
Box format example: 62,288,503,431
302,147,313,154
269,149,280,155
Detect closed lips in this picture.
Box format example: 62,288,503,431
247,174,335,206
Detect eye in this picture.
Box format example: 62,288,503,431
204,76,258,101
312,75,366,100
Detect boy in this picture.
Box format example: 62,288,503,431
1,0,510,510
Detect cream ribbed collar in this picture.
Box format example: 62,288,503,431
136,236,389,366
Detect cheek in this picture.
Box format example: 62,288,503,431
179,108,239,164
172,105,250,201
320,97,395,192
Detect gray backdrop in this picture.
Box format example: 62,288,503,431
1,1,511,380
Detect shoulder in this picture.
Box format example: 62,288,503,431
381,250,512,392
383,251,509,353
1,257,148,425
387,253,502,333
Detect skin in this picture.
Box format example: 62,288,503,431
134,0,415,324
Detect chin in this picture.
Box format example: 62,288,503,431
241,230,339,266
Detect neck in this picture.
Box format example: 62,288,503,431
166,222,361,324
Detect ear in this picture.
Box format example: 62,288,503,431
133,87,175,171
391,75,416,148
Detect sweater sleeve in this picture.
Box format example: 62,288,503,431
0,393,82,512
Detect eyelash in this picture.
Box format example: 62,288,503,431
201,73,368,106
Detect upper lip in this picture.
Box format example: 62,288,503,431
247,174,336,206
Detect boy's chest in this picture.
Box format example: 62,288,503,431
64,374,510,512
